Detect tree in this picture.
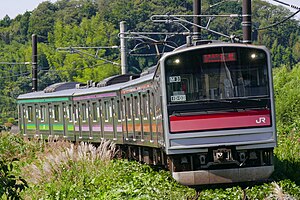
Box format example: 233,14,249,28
28,2,58,42
0,15,11,27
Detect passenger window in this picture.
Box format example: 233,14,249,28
92,102,98,121
122,98,126,121
142,94,149,120
74,104,78,122
127,98,132,120
82,103,87,122
98,100,102,119
134,96,140,120
68,104,72,122
117,100,122,121
104,101,109,122
40,105,45,122
54,105,60,122
27,106,33,122
151,93,156,120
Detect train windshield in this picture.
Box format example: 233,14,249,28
164,47,269,104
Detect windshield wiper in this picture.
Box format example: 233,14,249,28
193,99,233,103
231,95,270,100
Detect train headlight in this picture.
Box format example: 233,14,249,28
174,58,180,64
251,53,257,59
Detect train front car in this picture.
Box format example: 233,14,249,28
160,43,276,185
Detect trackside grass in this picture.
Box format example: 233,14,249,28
1,132,300,199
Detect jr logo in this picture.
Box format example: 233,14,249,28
256,117,266,124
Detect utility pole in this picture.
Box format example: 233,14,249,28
32,34,38,92
242,0,252,44
193,0,201,42
120,21,128,74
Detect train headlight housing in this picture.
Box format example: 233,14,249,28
249,151,258,160
180,156,188,164
199,155,206,165
239,152,246,162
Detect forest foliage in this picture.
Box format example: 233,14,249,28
0,0,299,122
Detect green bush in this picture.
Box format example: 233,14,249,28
273,64,300,184
0,133,41,163
7,117,16,125
274,63,300,128
0,159,28,199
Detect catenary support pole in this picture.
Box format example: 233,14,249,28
32,34,38,92
120,21,128,74
193,0,201,41
242,0,252,44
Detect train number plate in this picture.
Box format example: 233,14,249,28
171,95,186,102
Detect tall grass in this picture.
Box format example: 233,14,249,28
20,140,196,199
22,140,117,185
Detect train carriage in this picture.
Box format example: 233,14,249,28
72,83,124,143
17,82,78,139
158,43,276,185
121,72,163,148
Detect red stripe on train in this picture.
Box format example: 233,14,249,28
169,109,271,133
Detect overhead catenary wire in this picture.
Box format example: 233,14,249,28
254,3,300,31
0,59,118,81
272,0,300,10
56,46,120,66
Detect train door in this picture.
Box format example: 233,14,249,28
133,94,142,142
103,98,114,140
51,103,64,138
90,100,100,141
155,92,164,147
38,104,48,137
79,101,90,140
99,99,104,139
65,103,74,140
34,104,39,137
18,104,24,135
20,104,27,135
149,92,157,145
73,102,81,140
62,103,68,138
24,104,36,137
121,96,128,141
87,101,93,140
111,98,117,141
47,103,52,138
125,95,135,141
115,98,123,144
141,91,152,144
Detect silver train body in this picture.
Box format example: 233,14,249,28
18,43,276,185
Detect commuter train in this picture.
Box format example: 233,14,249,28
17,42,276,185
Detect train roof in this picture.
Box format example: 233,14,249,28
164,42,268,57
17,70,155,101
73,72,154,96
17,88,78,100
73,82,125,96
121,72,154,88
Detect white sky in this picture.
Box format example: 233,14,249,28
0,0,299,20
0,0,57,19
